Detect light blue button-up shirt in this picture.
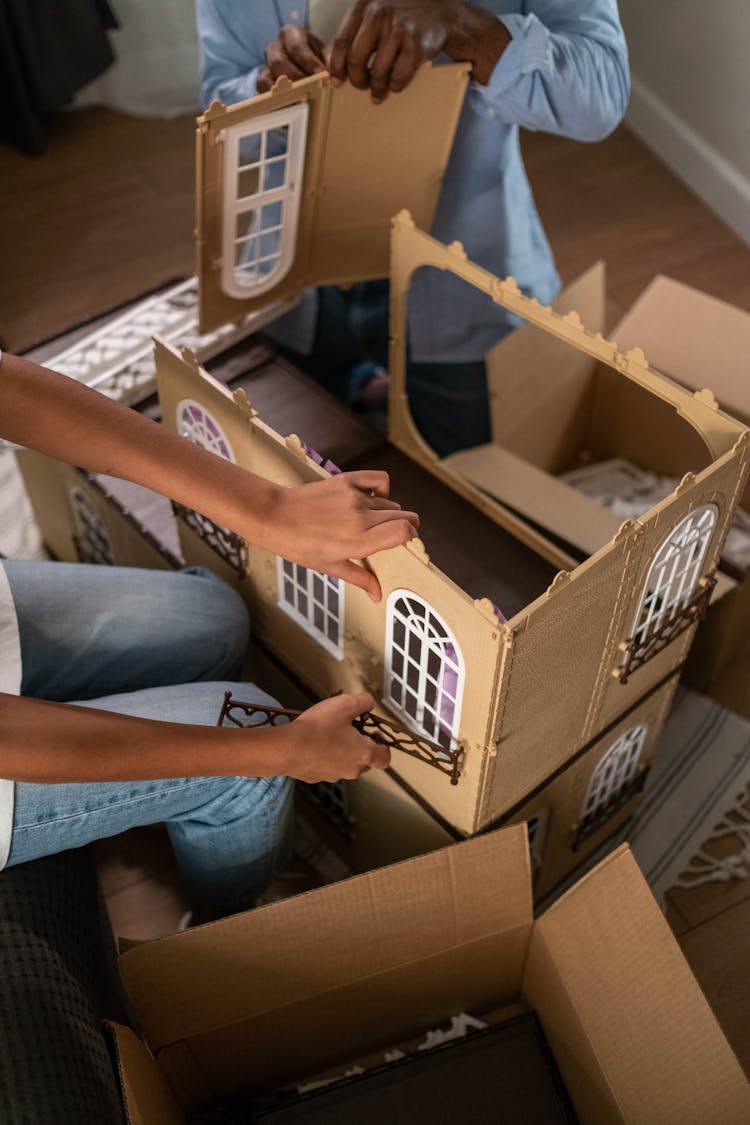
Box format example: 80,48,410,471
197,1,629,362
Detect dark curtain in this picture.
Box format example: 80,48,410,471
0,0,119,155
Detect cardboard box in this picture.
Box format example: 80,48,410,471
112,826,750,1124
399,254,750,700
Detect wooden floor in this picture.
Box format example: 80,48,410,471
2,108,749,1075
2,107,750,354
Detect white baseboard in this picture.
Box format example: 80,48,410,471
627,77,750,248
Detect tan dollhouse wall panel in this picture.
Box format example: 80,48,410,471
16,449,81,563
197,65,469,333
370,548,503,837
303,65,469,286
485,262,605,474
155,340,250,462
300,769,456,876
89,486,176,573
479,539,636,829
245,532,504,837
593,446,748,732
508,672,679,901
197,74,329,334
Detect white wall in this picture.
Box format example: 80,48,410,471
619,0,750,245
76,0,200,117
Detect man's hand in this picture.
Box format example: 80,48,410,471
265,470,419,602
329,1,511,101
257,24,329,93
280,693,390,782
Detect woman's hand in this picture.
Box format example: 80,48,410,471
258,471,419,601
276,692,390,782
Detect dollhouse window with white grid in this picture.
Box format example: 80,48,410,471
176,399,235,462
70,486,114,565
277,559,344,659
221,102,308,300
581,724,647,823
385,592,464,750
629,504,718,650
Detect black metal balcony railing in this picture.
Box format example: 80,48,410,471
571,765,650,851
616,575,716,685
173,503,249,576
217,692,464,785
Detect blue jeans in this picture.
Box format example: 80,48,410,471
2,561,293,916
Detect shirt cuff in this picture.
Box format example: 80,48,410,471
482,13,552,100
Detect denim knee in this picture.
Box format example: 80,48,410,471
180,568,250,680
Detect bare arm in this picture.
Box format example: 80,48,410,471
0,353,418,599
0,692,390,785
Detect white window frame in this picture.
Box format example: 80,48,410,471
221,102,308,300
581,724,648,822
384,590,464,751
525,809,550,876
70,486,113,565
277,558,344,660
629,503,718,649
176,398,236,462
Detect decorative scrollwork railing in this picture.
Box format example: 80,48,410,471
571,765,650,851
173,503,249,576
616,575,716,685
217,692,464,785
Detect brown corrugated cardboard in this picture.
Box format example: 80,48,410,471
113,827,750,1124
610,276,750,438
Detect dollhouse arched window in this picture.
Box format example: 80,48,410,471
581,724,647,825
176,399,235,462
385,592,464,750
221,102,308,299
70,486,114,565
277,559,344,659
630,504,718,652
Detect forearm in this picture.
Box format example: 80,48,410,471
483,17,630,140
444,4,512,85
0,693,289,783
0,353,279,544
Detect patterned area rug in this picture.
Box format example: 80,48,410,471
626,688,750,903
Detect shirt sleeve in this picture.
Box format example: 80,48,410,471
196,0,264,108
477,1,630,142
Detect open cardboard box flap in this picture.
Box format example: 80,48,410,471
524,845,750,1124
446,252,750,562
611,275,750,424
114,827,750,1124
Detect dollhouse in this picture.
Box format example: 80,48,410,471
16,69,750,893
